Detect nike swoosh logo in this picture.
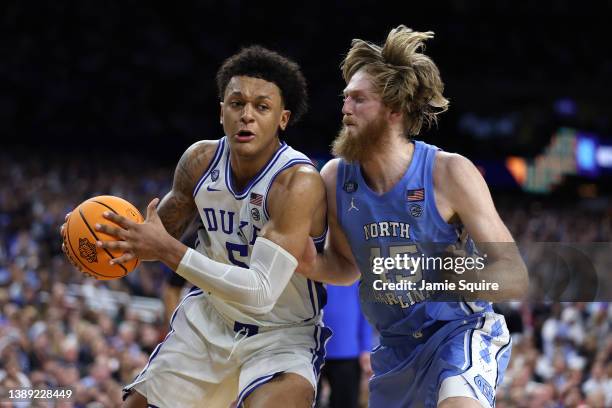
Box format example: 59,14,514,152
207,186,221,192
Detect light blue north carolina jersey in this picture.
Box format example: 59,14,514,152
337,140,493,340
336,141,510,407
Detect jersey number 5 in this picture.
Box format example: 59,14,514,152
226,242,248,268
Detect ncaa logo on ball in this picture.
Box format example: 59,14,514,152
251,208,260,221
409,204,423,217
79,238,98,263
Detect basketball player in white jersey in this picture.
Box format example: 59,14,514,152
65,46,329,407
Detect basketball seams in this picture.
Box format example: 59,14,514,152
91,198,143,223
66,214,111,278
91,199,141,268
63,196,143,280
78,206,129,275
91,200,119,215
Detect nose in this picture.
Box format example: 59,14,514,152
342,97,353,116
240,103,255,124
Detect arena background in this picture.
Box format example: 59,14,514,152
1,1,611,407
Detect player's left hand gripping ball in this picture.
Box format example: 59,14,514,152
61,195,144,280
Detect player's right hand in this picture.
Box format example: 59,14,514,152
59,212,70,249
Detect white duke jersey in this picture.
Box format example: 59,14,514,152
191,136,327,327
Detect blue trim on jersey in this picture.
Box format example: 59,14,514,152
311,325,332,379
464,316,486,373
423,145,456,232
236,373,276,406
193,138,226,197
224,141,289,199
462,301,475,315
131,290,204,384
494,335,512,386
312,225,328,245
262,158,314,219
460,329,472,371
305,279,326,320
314,281,327,312
307,279,318,318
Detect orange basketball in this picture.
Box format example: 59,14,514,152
62,195,144,280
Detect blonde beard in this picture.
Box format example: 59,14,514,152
331,116,389,162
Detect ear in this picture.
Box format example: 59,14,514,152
279,109,291,131
388,109,403,125
219,101,224,124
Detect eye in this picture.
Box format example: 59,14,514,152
257,104,270,111
229,101,244,108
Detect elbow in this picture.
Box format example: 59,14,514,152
251,302,275,315
516,263,529,296
338,272,361,286
238,298,276,315
332,267,361,286
505,261,529,300
246,284,280,315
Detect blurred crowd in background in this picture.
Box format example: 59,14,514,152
2,1,612,406
0,153,610,407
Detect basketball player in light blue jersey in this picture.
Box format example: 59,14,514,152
298,26,528,408
63,47,330,407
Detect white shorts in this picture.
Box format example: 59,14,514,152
437,314,512,408
123,289,331,408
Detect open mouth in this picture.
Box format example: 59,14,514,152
235,130,255,142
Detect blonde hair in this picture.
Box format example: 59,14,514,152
341,25,449,136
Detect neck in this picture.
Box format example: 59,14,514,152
360,132,414,194
229,139,281,190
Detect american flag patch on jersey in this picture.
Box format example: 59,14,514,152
406,188,425,201
250,192,263,206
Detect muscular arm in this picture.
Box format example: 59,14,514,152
97,147,326,313
157,141,216,239
298,159,361,285
434,153,528,301
174,165,327,313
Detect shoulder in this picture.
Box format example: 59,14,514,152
320,158,342,187
172,139,222,194
433,150,493,217
176,140,221,180
433,151,482,190
270,163,325,198
182,139,221,165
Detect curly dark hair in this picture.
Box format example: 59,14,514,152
216,46,308,125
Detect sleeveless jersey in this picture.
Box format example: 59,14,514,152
192,137,327,327
336,140,493,341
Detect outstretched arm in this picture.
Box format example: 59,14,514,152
434,152,528,301
297,159,361,285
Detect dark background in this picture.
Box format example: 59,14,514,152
3,0,611,172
